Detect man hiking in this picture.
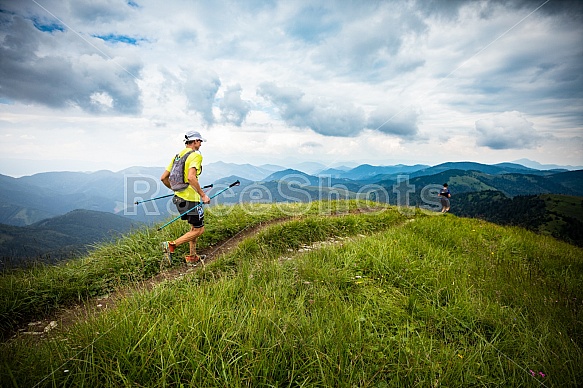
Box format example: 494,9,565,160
438,183,451,213
160,130,211,265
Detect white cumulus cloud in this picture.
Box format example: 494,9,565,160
476,111,541,150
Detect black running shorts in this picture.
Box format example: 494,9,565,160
173,196,204,228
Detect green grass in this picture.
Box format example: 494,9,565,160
0,200,388,337
0,201,581,387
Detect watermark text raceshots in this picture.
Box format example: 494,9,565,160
125,173,445,217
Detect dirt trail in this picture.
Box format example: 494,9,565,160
12,207,388,342
12,218,287,343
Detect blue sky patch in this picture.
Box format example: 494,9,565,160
94,34,140,45
31,18,65,33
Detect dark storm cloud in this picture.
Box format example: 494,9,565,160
257,82,365,137
0,15,142,114
416,0,583,20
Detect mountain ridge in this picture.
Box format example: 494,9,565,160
1,164,582,269
0,209,141,268
1,161,582,228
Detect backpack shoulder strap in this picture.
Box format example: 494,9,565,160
181,150,195,160
182,150,202,174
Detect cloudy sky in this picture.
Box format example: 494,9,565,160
1,0,582,176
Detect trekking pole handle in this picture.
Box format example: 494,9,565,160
157,180,240,231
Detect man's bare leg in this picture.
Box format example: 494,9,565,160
173,226,204,249
189,238,196,256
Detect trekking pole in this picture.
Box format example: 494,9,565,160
135,184,213,205
157,180,240,231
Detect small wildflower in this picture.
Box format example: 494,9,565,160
530,370,536,377
539,372,546,378
457,354,463,359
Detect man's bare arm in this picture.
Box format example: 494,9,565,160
160,170,171,189
188,168,210,203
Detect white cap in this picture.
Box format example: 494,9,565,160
184,130,206,142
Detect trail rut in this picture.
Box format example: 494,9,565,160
11,207,389,343
11,218,288,343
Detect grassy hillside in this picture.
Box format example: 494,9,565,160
452,192,583,246
0,201,581,387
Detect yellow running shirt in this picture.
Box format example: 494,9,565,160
166,148,203,202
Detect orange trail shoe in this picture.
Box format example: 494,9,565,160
161,241,176,264
185,254,207,266
161,241,176,253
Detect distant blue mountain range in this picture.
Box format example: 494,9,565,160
1,160,581,267
1,160,581,227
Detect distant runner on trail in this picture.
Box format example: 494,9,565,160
438,183,451,213
160,130,211,265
